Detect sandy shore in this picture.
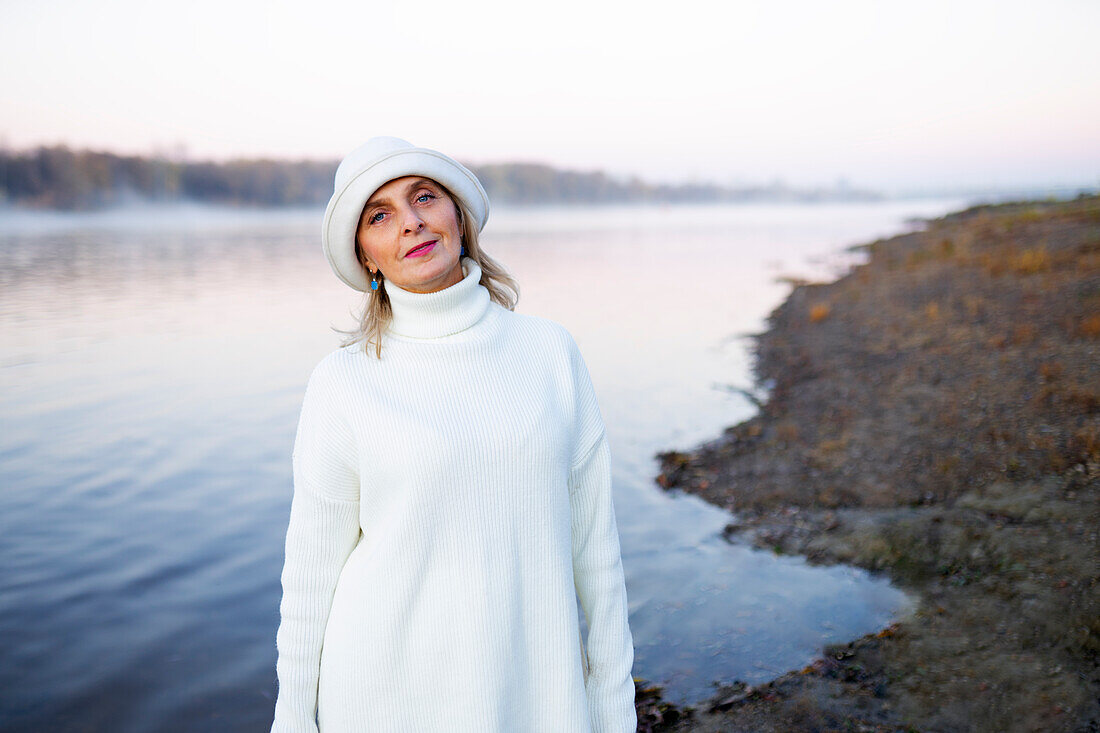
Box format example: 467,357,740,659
636,195,1099,732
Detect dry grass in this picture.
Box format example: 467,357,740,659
808,303,830,323
1080,313,1100,339
652,195,1100,732
774,421,800,443
1012,246,1052,274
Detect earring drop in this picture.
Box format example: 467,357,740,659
460,246,466,256
369,270,380,291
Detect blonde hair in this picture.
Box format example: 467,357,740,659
337,184,519,358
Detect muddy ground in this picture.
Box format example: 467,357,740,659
636,195,1099,732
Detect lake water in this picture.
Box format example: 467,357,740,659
0,199,963,731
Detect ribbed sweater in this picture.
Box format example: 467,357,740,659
270,258,636,733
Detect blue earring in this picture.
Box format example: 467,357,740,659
369,270,380,291
460,245,466,256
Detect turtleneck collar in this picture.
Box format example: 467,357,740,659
385,257,492,339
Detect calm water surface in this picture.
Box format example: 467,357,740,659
0,200,963,731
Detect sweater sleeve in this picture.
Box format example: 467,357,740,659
271,361,361,733
567,344,637,733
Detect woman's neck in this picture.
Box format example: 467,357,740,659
384,257,491,339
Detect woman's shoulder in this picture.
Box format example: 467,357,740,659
496,307,592,382
498,306,580,353
304,343,368,391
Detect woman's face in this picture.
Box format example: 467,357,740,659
355,176,464,294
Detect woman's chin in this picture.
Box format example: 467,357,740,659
395,258,463,293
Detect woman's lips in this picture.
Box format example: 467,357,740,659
405,241,437,258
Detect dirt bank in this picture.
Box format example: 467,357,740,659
641,195,1100,732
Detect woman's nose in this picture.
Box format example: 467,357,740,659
402,209,424,234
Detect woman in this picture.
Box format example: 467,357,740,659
270,137,636,733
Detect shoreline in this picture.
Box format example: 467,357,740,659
639,195,1099,731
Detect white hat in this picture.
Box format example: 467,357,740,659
321,136,490,291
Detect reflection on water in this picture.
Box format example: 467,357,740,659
0,200,962,730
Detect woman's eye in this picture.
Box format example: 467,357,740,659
368,212,386,224
416,193,435,203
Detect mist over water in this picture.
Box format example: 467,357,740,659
0,199,963,730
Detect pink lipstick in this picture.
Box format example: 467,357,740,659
405,241,437,258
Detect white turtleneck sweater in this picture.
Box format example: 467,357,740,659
270,259,636,733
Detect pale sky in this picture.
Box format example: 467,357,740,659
1,0,1098,191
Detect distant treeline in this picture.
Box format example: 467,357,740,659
471,163,881,204
0,147,335,209
0,146,881,210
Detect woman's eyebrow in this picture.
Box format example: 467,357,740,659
364,179,438,210
403,178,439,194
360,199,385,219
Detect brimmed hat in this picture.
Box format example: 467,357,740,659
321,136,490,291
